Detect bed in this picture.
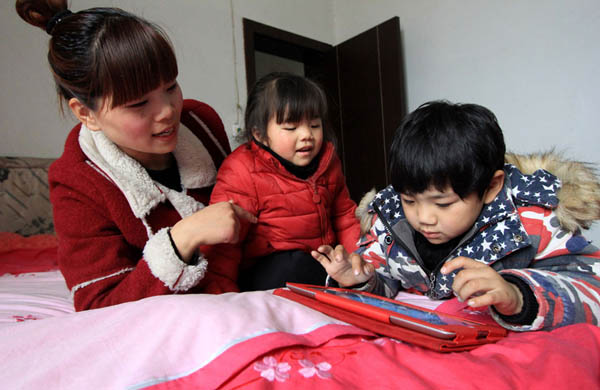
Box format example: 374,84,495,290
1,156,600,389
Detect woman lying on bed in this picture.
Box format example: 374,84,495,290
16,0,256,311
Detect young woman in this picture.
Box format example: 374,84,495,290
16,0,255,311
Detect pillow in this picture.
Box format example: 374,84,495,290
0,232,58,275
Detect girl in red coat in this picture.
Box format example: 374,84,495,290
16,0,255,310
208,72,361,291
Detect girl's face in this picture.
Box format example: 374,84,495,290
258,116,324,166
86,80,183,170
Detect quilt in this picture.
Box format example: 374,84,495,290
1,234,599,390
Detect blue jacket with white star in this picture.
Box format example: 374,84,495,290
356,164,600,331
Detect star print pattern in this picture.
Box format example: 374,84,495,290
504,164,560,208
355,164,600,331
363,164,542,299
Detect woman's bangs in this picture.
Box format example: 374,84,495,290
96,20,178,108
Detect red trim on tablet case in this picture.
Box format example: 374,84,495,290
274,284,508,352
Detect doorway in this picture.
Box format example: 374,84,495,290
243,17,407,202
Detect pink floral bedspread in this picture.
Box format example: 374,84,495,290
1,235,599,389
1,290,599,390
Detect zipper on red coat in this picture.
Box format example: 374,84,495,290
310,183,328,245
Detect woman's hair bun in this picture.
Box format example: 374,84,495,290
15,0,69,32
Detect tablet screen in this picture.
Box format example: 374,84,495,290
282,283,508,347
316,287,477,327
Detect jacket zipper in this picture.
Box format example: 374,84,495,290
309,182,327,244
373,202,447,299
373,203,423,268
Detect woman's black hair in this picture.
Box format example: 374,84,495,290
16,0,178,113
389,100,506,198
242,72,334,144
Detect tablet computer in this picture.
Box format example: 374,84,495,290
274,283,508,352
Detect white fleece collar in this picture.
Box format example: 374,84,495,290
79,123,216,219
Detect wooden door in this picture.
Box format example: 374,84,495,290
335,17,407,201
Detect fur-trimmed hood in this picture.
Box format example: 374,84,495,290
356,151,600,234
505,151,600,232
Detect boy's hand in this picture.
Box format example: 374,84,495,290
311,245,374,287
441,256,524,316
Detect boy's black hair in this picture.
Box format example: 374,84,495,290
389,100,506,198
242,72,333,144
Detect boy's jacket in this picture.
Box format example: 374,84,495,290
355,151,600,331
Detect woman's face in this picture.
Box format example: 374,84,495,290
87,80,183,170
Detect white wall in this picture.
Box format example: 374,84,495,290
2,0,599,242
0,0,333,157
332,0,600,242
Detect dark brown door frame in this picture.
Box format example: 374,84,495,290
243,19,333,91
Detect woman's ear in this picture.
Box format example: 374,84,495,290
483,170,505,204
68,98,101,131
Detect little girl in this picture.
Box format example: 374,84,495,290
207,72,361,291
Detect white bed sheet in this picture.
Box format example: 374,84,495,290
0,270,74,324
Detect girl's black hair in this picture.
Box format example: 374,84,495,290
389,100,506,198
242,72,334,144
16,0,178,112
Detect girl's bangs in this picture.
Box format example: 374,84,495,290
272,79,326,124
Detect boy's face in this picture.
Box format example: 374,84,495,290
400,186,486,244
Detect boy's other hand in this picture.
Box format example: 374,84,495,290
311,245,373,287
441,256,524,316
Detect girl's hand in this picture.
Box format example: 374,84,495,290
170,200,257,261
311,245,373,287
441,256,524,315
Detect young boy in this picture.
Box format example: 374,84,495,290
312,100,600,332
